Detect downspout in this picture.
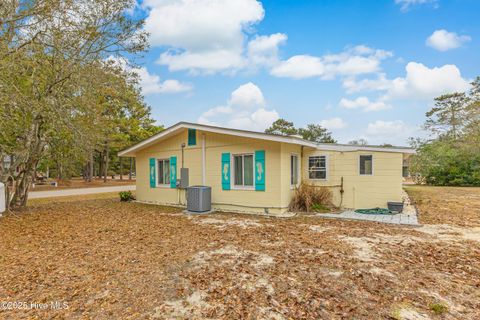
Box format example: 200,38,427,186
202,134,206,185
180,143,186,205
181,143,185,168
300,146,304,184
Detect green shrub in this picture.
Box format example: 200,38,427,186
119,191,135,202
411,139,480,186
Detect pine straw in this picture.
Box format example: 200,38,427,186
406,186,480,227
0,194,479,319
289,182,333,212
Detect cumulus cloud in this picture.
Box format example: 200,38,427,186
247,33,287,67
228,82,266,108
342,73,391,94
339,96,391,112
106,56,192,95
395,0,438,12
198,82,279,131
426,29,471,51
270,55,324,79
270,45,392,80
344,62,470,102
319,118,348,130
134,67,192,94
142,1,394,78
143,0,282,73
365,120,419,145
386,62,471,100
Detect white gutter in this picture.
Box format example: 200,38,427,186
118,122,416,157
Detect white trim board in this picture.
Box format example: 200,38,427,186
118,122,416,157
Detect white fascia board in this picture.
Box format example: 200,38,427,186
316,143,416,154
118,122,317,157
118,122,416,157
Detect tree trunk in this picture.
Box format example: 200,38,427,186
7,119,45,209
98,151,103,179
119,157,123,181
103,142,109,183
33,165,37,183
88,152,93,182
57,161,63,180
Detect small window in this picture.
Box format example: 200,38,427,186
309,156,327,180
157,159,170,185
291,154,299,185
188,128,196,146
233,154,254,187
359,155,373,175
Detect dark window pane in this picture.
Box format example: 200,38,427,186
244,155,253,186
319,158,325,168
234,155,243,185
291,155,298,185
318,170,326,179
308,156,326,180
164,160,170,184
308,156,326,169
312,170,326,179
158,160,164,184
360,155,373,175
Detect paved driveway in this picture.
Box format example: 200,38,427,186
29,185,136,199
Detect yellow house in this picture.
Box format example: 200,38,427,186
119,122,415,215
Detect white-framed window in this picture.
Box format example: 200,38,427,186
157,159,170,185
233,153,254,189
291,154,299,186
359,155,373,175
308,156,327,180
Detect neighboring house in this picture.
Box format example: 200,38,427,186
119,122,415,215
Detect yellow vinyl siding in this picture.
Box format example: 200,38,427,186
303,150,403,209
279,143,302,209
136,129,288,214
135,128,404,213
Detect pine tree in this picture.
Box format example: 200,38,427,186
265,119,298,135
424,93,470,140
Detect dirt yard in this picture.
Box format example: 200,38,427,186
0,188,479,319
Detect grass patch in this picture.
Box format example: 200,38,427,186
429,302,448,315
311,203,331,213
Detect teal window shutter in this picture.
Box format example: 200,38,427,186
188,129,196,146
170,156,177,188
221,153,231,190
149,158,156,188
255,150,265,191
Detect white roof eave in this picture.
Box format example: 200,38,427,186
118,122,416,157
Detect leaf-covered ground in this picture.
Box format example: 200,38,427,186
0,189,479,319
406,186,480,227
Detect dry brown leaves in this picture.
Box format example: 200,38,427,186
406,186,480,227
0,193,479,319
